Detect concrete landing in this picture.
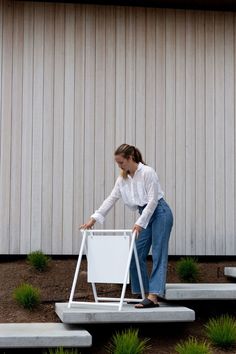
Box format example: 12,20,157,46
224,267,236,278
55,302,195,324
165,283,236,300
0,323,92,348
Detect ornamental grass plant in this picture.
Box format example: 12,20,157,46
175,337,212,354
106,328,151,354
176,257,200,282
27,250,51,271
205,314,236,349
13,283,40,310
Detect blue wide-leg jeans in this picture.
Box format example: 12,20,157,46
130,198,173,297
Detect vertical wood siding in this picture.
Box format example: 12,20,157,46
0,0,235,255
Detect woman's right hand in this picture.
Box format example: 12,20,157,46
80,218,96,230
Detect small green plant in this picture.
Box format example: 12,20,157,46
13,283,40,310
175,337,212,354
176,257,200,282
45,348,80,354
106,328,151,354
205,314,236,349
27,250,50,271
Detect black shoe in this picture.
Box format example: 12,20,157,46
135,298,160,309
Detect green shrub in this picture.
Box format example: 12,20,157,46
27,250,50,271
45,348,80,354
175,337,212,354
106,328,151,354
176,257,200,282
205,314,236,349
13,283,40,310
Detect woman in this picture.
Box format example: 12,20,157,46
80,144,173,308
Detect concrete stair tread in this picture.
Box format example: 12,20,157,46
224,267,236,278
55,302,195,323
0,323,92,348
165,283,236,300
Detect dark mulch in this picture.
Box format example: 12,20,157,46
0,256,236,353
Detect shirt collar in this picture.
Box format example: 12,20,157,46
127,162,143,179
137,162,143,171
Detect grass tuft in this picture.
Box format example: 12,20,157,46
205,314,236,349
13,283,40,310
175,337,212,354
106,328,151,354
27,250,51,271
176,257,200,282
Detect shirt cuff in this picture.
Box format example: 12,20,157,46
135,215,148,229
91,212,105,224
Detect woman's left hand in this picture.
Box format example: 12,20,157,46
132,224,143,238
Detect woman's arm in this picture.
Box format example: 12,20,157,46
80,177,121,228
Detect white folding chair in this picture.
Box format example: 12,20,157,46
68,230,145,311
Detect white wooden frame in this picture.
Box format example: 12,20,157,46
68,229,145,311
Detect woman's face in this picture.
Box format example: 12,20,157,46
115,154,132,172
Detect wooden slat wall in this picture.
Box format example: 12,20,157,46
0,0,235,255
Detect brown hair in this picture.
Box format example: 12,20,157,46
114,144,146,178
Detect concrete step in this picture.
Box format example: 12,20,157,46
224,267,236,278
55,302,195,324
165,283,236,300
0,323,92,348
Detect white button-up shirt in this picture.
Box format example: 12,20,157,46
91,163,164,229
